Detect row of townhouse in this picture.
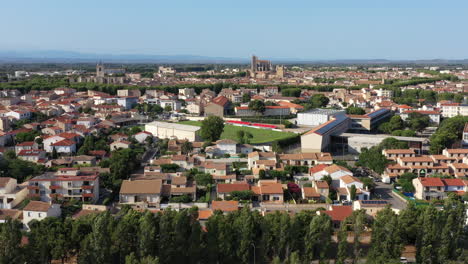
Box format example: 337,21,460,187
412,177,468,200
216,180,285,202
119,174,197,209
383,148,468,181
247,151,334,175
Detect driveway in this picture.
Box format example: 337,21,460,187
373,182,407,210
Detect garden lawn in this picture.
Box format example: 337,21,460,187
178,121,296,144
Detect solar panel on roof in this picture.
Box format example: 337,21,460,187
361,200,387,205
314,115,349,135
366,108,390,118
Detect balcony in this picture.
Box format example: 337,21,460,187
81,185,94,190
27,185,39,190
50,193,63,199
82,193,94,198
49,185,61,190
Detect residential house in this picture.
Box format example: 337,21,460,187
353,200,389,218
15,141,38,154
319,205,353,228
117,96,138,110
413,177,467,200
73,155,97,166
119,179,162,208
76,117,98,128
412,177,446,200
110,140,132,150
211,200,239,212
134,131,153,144
0,177,28,209
234,106,290,116
5,110,31,120
51,139,77,154
22,201,61,228
279,153,334,167
166,176,197,200
214,139,237,155
337,175,370,201
217,183,250,200
310,164,353,184
204,96,231,117
251,180,284,202
17,149,46,163
302,180,329,202
400,110,441,124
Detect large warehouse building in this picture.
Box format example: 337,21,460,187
301,108,392,153
297,109,346,126
145,121,201,141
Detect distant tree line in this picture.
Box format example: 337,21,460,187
0,197,466,264
0,76,366,96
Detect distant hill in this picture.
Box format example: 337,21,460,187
0,50,467,65
0,50,247,64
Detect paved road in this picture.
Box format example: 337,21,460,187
373,182,407,210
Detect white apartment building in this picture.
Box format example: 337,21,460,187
27,169,100,203
440,103,468,118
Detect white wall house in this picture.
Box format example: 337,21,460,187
215,139,237,155
22,201,61,229
0,178,28,209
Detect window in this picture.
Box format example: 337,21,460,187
28,212,31,217
38,213,42,217
273,197,279,201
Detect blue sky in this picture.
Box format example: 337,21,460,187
1,0,467,60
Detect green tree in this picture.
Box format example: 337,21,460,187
367,207,402,263
79,213,112,264
248,100,266,114
305,214,332,261
242,93,251,103
406,112,430,131
287,251,302,264
350,185,357,200
78,135,95,155
429,115,468,153
0,219,23,263
378,115,404,134
200,116,225,142
236,130,253,144
194,173,213,186
52,147,58,159
15,131,40,143
181,141,193,155
346,106,366,115
310,94,329,108
336,223,348,264
352,210,366,262
164,105,172,112
139,211,159,258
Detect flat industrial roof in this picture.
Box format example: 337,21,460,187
338,132,428,142
146,121,201,132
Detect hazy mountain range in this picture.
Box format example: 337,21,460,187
0,50,467,65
